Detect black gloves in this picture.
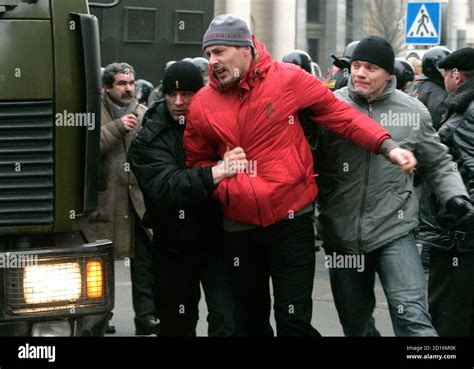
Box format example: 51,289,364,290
437,196,474,232
446,196,472,218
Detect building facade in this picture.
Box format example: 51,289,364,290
214,0,474,70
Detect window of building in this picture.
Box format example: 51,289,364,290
308,38,320,63
346,0,353,22
346,0,353,45
468,0,474,20
124,7,157,43
173,11,205,44
307,0,321,23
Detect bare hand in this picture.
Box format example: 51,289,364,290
120,114,138,131
223,146,246,162
212,146,248,184
389,148,417,174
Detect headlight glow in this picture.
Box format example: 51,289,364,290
23,263,81,304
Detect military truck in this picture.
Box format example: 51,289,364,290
0,0,116,336
90,0,215,86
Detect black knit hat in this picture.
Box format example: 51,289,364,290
351,36,395,74
162,61,204,95
203,14,253,50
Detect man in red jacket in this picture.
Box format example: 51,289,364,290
184,14,417,336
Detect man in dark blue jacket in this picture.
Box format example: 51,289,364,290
128,61,243,336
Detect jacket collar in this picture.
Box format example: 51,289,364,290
348,76,397,105
208,35,273,93
102,92,138,120
142,100,178,136
445,77,474,114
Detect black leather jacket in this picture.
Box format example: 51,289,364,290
128,100,222,243
418,77,474,252
413,77,448,130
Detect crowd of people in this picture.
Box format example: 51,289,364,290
87,13,474,337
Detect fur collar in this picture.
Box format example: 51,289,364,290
445,77,474,114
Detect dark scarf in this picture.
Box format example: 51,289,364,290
102,92,139,120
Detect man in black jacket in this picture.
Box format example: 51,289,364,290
413,47,451,270
412,46,450,130
418,48,474,336
128,61,244,336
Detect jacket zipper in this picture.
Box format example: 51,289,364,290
357,103,373,253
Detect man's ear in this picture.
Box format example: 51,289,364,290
452,68,465,86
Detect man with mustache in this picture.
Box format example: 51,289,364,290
184,15,417,336
82,62,159,335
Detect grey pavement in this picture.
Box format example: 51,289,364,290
107,248,395,337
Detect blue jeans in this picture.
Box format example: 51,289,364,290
327,232,438,336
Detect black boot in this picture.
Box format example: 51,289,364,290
135,316,160,336
106,319,116,334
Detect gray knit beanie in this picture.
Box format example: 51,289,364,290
202,14,253,50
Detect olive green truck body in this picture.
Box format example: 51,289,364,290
0,0,113,336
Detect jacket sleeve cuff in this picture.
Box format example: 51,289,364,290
379,138,399,159
112,118,128,136
201,166,218,195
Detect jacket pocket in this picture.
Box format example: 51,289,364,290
279,145,306,186
289,144,306,175
390,189,412,206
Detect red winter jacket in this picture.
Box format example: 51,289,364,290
184,37,390,227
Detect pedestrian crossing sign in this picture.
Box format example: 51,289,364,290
405,2,441,45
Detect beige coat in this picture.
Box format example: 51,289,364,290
82,94,148,259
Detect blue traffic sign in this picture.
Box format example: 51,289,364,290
405,2,441,45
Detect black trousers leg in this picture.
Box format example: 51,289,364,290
224,229,274,336
268,213,321,337
201,245,238,336
130,220,156,321
154,241,201,336
429,248,474,336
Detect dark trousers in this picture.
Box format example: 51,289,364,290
429,247,474,336
130,220,157,322
224,213,321,337
153,240,236,337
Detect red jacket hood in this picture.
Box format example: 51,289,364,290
208,36,273,92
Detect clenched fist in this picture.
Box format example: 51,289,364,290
120,114,138,132
388,148,417,174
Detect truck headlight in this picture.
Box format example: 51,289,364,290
24,263,81,304
4,248,112,315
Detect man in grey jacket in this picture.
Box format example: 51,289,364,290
315,36,470,336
